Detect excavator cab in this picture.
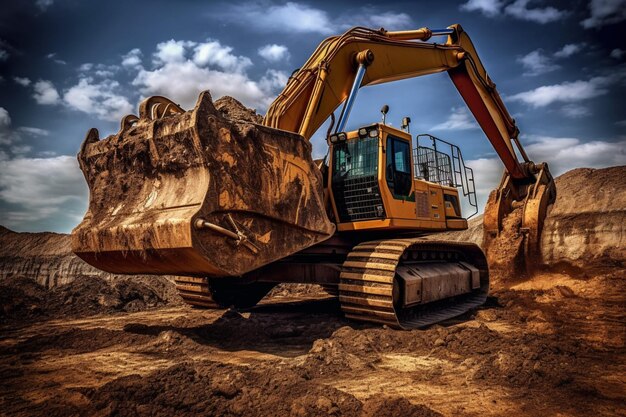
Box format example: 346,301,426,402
327,123,475,235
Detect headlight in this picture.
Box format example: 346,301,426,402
337,132,347,141
368,129,378,138
329,134,338,144
358,128,368,137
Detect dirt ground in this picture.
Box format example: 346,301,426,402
1,265,624,417
0,113,624,417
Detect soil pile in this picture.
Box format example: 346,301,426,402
214,96,264,124
541,166,626,268
0,226,84,287
0,226,184,291
0,275,177,323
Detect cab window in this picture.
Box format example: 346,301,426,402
386,136,412,197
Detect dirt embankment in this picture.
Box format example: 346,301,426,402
0,275,181,323
541,167,626,269
0,226,184,291
435,166,626,278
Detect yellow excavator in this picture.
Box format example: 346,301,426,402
72,24,555,328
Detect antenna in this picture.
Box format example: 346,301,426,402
380,105,389,124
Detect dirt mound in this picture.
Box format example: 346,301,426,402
214,95,263,123
84,360,362,417
54,358,444,417
0,275,175,322
541,166,626,268
361,397,443,417
267,283,329,298
0,226,70,258
0,276,47,319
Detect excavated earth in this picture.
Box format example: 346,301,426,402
0,96,623,416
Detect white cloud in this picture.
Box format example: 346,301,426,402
0,107,10,128
13,76,31,87
94,69,114,78
258,44,290,62
18,126,49,136
466,136,626,211
430,107,478,131
193,40,252,72
133,39,287,111
463,157,503,210
525,135,626,174
509,75,616,107
259,69,289,91
504,0,567,23
11,145,32,155
0,49,8,61
518,49,560,76
219,3,412,34
133,62,271,110
0,155,87,229
347,10,413,29
153,39,194,64
611,48,625,59
561,104,591,118
47,52,66,65
221,2,334,34
33,80,60,105
63,77,134,122
121,48,142,68
0,156,84,206
582,0,626,28
554,43,584,58
0,107,18,146
460,0,566,23
0,107,49,151
518,44,585,76
36,0,54,11
616,120,626,127
460,0,503,17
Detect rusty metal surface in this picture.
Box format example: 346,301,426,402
72,91,335,277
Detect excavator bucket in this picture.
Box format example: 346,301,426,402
483,162,557,274
71,91,335,277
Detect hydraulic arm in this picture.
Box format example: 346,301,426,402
265,24,555,267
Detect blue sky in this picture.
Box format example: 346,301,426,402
0,0,625,232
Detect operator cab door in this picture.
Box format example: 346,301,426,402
385,135,412,198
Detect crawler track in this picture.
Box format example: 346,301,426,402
339,239,489,329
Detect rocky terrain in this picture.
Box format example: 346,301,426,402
0,166,624,417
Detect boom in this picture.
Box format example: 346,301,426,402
265,24,527,180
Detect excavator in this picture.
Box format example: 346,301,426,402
71,24,556,329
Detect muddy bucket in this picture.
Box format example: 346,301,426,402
71,91,335,277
